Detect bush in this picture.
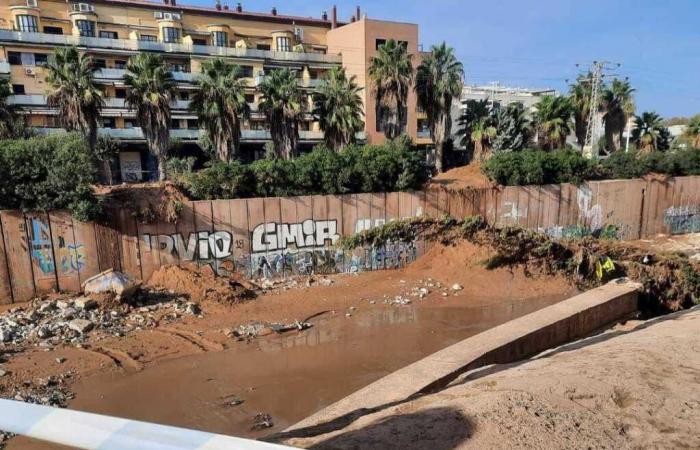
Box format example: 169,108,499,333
181,137,429,200
483,149,598,186
183,160,256,200
0,133,101,220
484,147,700,186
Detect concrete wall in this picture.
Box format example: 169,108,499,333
0,176,699,303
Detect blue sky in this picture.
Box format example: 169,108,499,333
188,0,700,117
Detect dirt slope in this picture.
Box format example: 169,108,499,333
429,163,494,190
281,307,700,450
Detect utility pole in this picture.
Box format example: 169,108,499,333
578,60,620,159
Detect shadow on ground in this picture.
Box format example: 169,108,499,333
307,407,473,450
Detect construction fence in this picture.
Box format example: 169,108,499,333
0,176,699,303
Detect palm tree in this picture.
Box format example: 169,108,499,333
415,42,463,173
312,67,364,151
568,73,593,149
533,95,573,150
368,39,414,140
46,47,103,150
632,111,671,154
190,58,250,162
0,78,24,139
601,78,635,152
258,68,304,159
123,53,176,180
684,114,700,149
459,99,496,162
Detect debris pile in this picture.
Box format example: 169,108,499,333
0,292,203,347
251,413,274,431
9,373,75,408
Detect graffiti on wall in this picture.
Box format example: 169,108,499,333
664,206,700,235
251,220,339,253
28,218,55,275
141,231,235,261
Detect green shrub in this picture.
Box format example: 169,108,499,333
249,158,297,197
483,149,598,186
181,138,429,200
0,133,101,221
183,160,255,200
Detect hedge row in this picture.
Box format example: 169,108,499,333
483,148,700,186
172,138,429,200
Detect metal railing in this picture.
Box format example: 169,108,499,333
32,127,327,142
0,30,342,64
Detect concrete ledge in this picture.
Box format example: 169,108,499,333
286,279,641,432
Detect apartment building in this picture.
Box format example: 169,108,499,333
0,0,428,181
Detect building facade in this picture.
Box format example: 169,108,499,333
0,0,428,181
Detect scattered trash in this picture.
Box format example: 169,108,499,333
225,320,312,340
82,269,141,300
451,283,464,291
251,413,274,431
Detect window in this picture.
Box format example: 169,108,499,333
101,117,116,128
276,36,291,52
139,34,157,42
34,53,49,66
114,60,127,69
244,94,255,104
93,59,107,69
16,15,39,33
8,52,22,65
12,85,25,95
169,62,189,73
162,27,181,43
375,39,408,50
239,65,254,78
115,88,126,99
99,31,118,39
179,91,189,101
256,43,271,51
192,38,207,46
187,119,198,129
124,120,135,128
76,20,95,37
44,26,64,35
170,119,181,129
211,31,228,47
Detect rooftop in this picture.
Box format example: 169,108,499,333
99,0,348,27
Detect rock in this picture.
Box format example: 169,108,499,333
68,319,94,334
451,283,464,291
36,326,53,339
0,369,8,377
82,269,140,300
56,300,72,310
319,278,334,286
251,413,274,431
55,357,66,364
0,328,14,343
185,302,201,315
74,297,98,310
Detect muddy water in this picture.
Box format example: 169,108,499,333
48,294,565,442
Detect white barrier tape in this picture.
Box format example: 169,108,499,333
0,399,295,450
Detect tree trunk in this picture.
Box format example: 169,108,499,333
157,154,167,181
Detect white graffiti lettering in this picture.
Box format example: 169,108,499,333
142,231,233,261
251,220,339,253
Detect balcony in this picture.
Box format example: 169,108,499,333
0,61,10,76
94,68,194,84
417,130,431,139
0,30,342,65
7,94,47,106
